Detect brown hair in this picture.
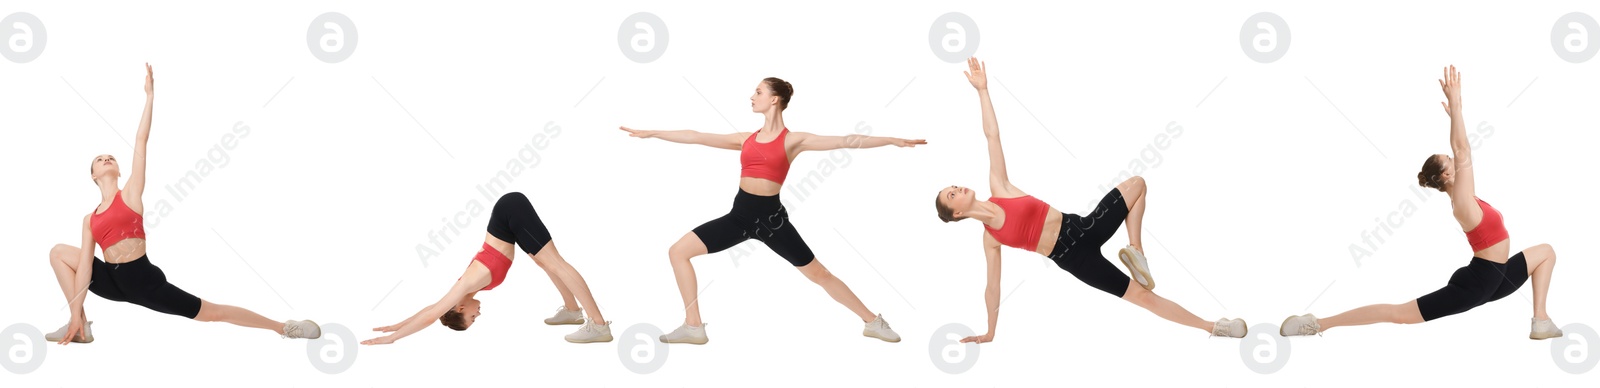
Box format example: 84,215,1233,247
1417,155,1448,192
439,310,468,331
935,193,961,223
763,77,793,110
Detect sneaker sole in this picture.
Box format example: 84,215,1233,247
864,331,901,343
1530,331,1564,340
659,337,708,345
566,334,614,343
1118,248,1155,290
545,319,586,325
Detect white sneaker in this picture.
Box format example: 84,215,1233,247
282,320,322,339
565,320,614,343
1118,245,1155,290
45,321,94,343
1211,318,1247,338
659,323,709,345
1531,318,1564,340
544,306,585,325
863,314,901,343
1279,314,1321,337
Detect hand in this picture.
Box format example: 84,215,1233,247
959,332,994,344
1438,65,1461,117
373,324,402,333
619,126,656,139
57,315,86,346
360,335,397,345
963,57,987,90
891,138,928,148
144,63,154,96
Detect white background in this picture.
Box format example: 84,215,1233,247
3,1,1596,386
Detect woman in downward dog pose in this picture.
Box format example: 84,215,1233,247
621,76,925,344
933,58,1246,343
1279,66,1564,339
47,64,320,345
363,192,612,345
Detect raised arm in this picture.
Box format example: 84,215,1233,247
1439,66,1477,211
361,280,477,345
125,64,154,200
59,215,96,345
793,132,925,152
619,126,746,150
961,233,1004,344
966,58,1021,197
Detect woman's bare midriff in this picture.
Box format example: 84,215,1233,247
1030,209,1064,256
101,238,147,264
740,177,783,196
1473,239,1512,264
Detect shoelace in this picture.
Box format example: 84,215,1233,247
1210,320,1232,337
1297,323,1322,336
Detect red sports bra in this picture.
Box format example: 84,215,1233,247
472,243,512,290
740,128,792,184
1464,197,1509,252
983,196,1050,251
91,190,146,251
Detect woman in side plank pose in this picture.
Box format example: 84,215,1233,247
933,57,1247,343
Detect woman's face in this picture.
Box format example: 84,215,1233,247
91,154,119,182
454,297,482,328
1437,154,1455,186
938,185,977,218
750,81,779,113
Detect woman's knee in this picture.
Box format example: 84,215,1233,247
1120,176,1147,195
668,234,705,263
50,244,74,262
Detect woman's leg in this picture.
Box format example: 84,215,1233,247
668,232,711,326
527,240,580,313
1120,279,1212,333
194,300,283,334
49,244,88,317
1115,176,1147,251
1316,300,1425,331
530,242,605,322
1522,244,1557,321
796,260,877,323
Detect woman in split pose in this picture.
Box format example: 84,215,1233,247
620,76,925,344
932,58,1247,343
363,192,612,345
47,64,321,345
1279,66,1564,340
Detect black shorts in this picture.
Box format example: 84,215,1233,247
88,255,203,319
1046,188,1133,298
1416,252,1529,321
692,189,815,266
486,192,554,256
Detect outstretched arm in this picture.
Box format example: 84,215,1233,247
1439,66,1477,211
619,126,746,150
966,58,1021,197
372,304,434,333
793,132,925,152
362,280,476,345
126,64,154,200
961,233,1004,344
